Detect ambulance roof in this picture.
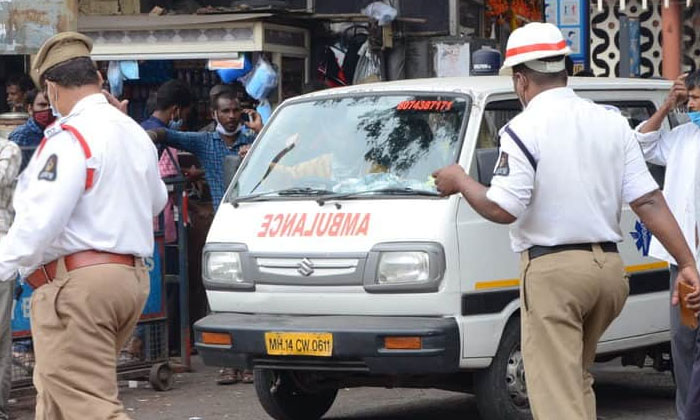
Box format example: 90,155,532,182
296,76,671,102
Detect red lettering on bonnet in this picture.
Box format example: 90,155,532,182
396,100,454,112
257,213,371,237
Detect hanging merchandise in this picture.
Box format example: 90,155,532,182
239,57,278,100
361,1,398,26
107,60,140,97
318,45,348,87
352,40,382,85
211,54,253,83
256,99,272,124
108,61,124,97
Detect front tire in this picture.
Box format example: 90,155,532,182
254,369,338,420
474,317,532,420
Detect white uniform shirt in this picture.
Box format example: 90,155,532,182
486,87,658,252
0,93,168,281
635,122,700,265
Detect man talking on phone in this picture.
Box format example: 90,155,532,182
147,90,262,210
634,70,700,420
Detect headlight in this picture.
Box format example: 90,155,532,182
205,252,243,284
377,252,430,284
364,242,445,293
202,244,253,290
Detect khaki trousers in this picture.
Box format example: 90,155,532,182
520,245,629,420
30,258,150,420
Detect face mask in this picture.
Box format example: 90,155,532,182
688,111,700,128
214,113,239,137
47,83,62,119
33,108,56,129
168,119,183,130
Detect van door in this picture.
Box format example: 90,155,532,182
458,90,672,359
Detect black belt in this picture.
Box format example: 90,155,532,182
527,242,618,261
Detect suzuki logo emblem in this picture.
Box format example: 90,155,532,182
297,258,315,276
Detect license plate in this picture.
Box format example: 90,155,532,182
264,332,333,357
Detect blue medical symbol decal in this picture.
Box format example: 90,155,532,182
630,220,651,256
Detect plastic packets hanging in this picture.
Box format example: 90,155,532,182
239,57,278,100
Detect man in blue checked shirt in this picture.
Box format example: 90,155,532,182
148,90,263,209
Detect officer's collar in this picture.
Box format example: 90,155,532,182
526,87,575,110
66,93,109,118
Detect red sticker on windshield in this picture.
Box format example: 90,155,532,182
396,100,454,112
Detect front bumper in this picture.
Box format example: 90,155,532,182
194,313,460,375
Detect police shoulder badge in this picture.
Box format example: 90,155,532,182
493,151,510,176
38,154,58,181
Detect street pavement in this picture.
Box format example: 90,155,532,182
9,356,676,419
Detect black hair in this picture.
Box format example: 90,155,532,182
513,55,568,86
41,57,100,88
213,90,239,111
685,69,700,91
6,74,34,92
24,89,40,106
155,79,193,111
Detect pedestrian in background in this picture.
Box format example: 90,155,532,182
142,79,194,243
149,88,262,385
0,32,167,419
4,74,33,113
432,22,700,420
634,69,700,420
9,89,54,172
148,89,262,210
0,136,20,420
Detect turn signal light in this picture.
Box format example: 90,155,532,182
384,336,422,350
202,332,232,346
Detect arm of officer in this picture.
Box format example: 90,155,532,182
433,132,531,224
0,134,85,281
0,142,20,186
624,129,700,310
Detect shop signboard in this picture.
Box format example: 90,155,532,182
544,0,589,73
11,238,166,338
0,0,72,55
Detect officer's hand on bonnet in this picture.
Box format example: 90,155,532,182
432,164,468,197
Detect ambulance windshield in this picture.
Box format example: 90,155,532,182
229,94,469,201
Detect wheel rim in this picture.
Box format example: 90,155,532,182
505,344,529,409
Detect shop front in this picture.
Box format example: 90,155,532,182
77,14,310,126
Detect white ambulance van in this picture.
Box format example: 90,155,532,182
194,76,676,420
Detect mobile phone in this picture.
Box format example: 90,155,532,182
679,281,699,329
241,112,250,123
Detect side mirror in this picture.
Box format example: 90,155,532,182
476,148,498,186
223,155,242,188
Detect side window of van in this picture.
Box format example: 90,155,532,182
599,101,665,188
474,99,665,188
473,100,522,186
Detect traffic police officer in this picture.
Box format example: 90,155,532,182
433,22,700,420
0,32,167,419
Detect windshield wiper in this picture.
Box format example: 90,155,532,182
231,187,335,207
316,187,440,206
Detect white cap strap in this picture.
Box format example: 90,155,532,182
523,58,566,73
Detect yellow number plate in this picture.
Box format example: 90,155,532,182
264,332,333,357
